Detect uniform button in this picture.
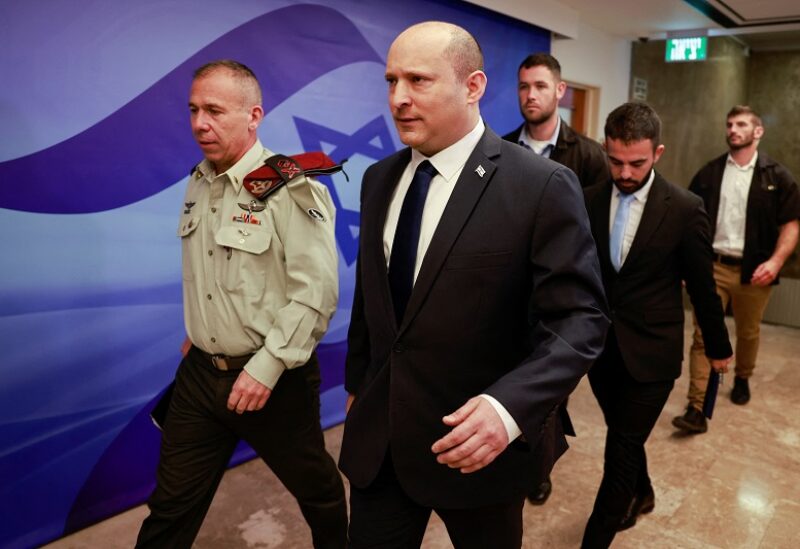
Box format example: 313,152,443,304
210,337,216,343
392,343,405,353
211,207,217,213
207,294,212,300
208,249,213,256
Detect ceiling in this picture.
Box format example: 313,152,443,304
556,0,800,51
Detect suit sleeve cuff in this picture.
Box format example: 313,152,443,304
478,394,522,442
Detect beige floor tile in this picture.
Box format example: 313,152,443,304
44,321,799,548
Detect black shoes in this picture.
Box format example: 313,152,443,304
527,477,552,505
617,488,655,531
731,376,751,405
671,406,708,434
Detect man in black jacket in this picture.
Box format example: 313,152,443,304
672,105,800,434
503,52,609,505
582,102,732,548
502,53,608,189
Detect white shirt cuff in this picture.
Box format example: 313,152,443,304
478,394,522,442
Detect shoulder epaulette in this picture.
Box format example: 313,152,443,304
243,153,347,201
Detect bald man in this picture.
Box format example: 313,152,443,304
338,22,608,548
137,60,346,549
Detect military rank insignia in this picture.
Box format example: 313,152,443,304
243,152,347,201
232,200,265,225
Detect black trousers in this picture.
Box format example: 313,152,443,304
581,332,674,549
136,347,347,549
348,452,525,549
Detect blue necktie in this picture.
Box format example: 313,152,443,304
389,160,437,324
610,192,635,271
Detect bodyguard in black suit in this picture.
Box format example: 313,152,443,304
339,22,609,548
581,103,732,548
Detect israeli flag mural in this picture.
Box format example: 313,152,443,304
0,1,548,546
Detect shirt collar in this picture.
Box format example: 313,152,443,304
196,140,264,192
410,118,485,181
726,151,758,171
615,168,655,202
518,116,560,154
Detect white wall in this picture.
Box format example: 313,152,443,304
551,20,632,141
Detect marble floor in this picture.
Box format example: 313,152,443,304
47,319,800,548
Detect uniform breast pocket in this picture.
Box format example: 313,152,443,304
178,215,201,281
214,225,272,296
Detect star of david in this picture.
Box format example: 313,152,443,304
294,116,397,266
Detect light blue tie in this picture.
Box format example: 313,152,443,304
610,192,635,271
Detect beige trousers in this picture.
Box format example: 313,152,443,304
687,261,773,410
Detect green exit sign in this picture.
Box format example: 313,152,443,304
665,37,708,62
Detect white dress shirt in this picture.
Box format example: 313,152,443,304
383,118,485,279
608,169,656,267
382,118,522,442
713,152,757,257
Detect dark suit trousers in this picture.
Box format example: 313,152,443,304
348,452,525,549
136,347,347,549
582,330,674,549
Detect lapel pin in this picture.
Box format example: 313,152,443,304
475,165,486,178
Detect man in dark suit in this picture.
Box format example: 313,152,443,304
503,51,610,506
338,21,609,548
502,53,608,189
581,102,733,549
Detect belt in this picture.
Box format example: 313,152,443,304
192,345,253,371
713,253,743,266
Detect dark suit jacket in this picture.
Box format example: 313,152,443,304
689,152,800,284
584,173,732,382
339,127,609,509
503,120,609,188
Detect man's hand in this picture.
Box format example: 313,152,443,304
227,370,271,414
710,355,733,373
345,394,355,414
751,259,781,286
431,397,509,474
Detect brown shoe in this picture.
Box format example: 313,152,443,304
672,406,707,434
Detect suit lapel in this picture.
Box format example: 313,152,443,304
591,182,613,272
621,173,670,272
363,150,410,331
399,129,500,332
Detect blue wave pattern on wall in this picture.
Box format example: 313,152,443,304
0,5,382,549
0,4,380,214
0,1,551,547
